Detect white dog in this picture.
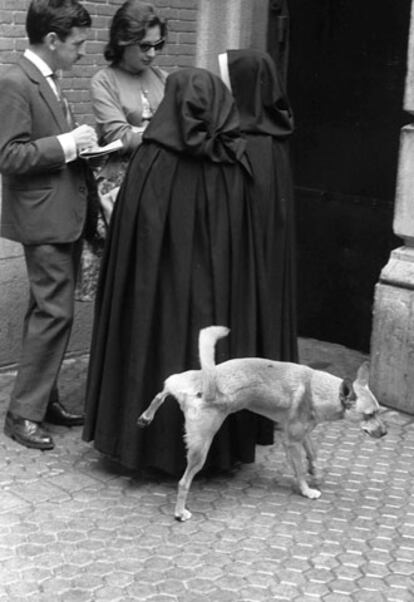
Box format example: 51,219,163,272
138,326,386,521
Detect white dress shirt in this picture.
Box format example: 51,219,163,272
24,48,77,163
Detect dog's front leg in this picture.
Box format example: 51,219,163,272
303,434,317,477
283,438,321,500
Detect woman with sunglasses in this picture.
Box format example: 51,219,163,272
75,1,167,300
90,0,167,223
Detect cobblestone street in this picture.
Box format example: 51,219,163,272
1,340,413,601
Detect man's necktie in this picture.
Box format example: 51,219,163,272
50,73,74,129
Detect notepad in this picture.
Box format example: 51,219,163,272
80,139,123,159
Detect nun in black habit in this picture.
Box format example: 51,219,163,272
219,48,298,364
83,67,275,476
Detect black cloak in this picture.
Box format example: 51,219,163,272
83,67,274,476
226,49,298,363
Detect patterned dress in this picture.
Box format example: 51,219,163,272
75,64,166,301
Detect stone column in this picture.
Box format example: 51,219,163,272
195,0,269,75
369,1,414,414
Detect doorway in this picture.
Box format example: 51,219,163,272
275,0,410,351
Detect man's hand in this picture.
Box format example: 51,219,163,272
72,124,98,154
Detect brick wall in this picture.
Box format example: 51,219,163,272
0,0,199,124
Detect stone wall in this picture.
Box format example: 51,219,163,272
369,0,414,413
195,0,268,75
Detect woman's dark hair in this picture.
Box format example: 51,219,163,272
104,0,167,64
26,0,91,44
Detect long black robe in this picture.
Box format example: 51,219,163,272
226,49,298,363
83,67,274,476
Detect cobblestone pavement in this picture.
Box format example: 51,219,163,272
1,340,414,602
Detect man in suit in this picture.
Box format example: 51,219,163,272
0,0,98,450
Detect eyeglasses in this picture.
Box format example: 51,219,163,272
136,38,165,53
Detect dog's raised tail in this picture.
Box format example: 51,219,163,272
199,326,229,402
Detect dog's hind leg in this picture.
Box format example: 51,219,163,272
175,443,211,522
137,390,169,427
283,438,321,500
175,409,226,522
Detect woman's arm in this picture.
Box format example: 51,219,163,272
90,70,143,153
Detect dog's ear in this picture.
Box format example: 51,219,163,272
340,378,356,410
355,361,370,386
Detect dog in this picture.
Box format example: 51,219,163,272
138,326,387,521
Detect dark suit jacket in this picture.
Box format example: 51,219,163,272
0,57,88,245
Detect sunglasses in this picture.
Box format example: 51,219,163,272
135,38,165,53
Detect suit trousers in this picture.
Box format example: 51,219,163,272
8,241,82,422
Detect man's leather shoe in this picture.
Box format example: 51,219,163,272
45,401,84,427
4,412,54,450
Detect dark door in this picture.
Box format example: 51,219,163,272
270,0,410,351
